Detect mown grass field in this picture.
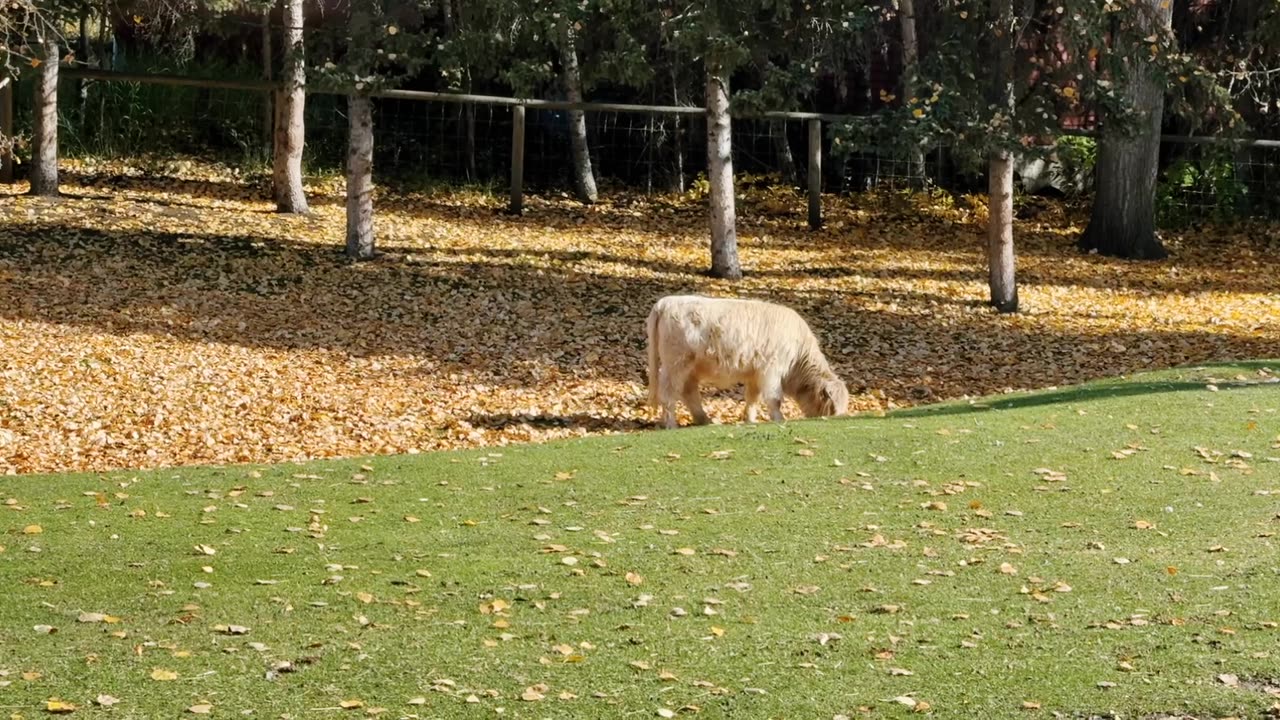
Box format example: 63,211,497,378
1,361,1277,718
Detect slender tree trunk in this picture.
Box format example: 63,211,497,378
462,94,477,181
97,3,108,70
1,77,14,184
772,121,797,186
749,48,798,186
97,0,109,142
986,0,1018,312
439,0,453,31
261,7,273,156
670,64,685,192
898,0,926,184
77,12,91,121
440,0,476,182
453,0,477,181
345,94,375,260
1077,0,1173,259
273,0,309,214
29,33,60,197
559,20,598,204
988,151,1018,312
705,60,741,280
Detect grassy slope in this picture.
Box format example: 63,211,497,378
1,361,1278,719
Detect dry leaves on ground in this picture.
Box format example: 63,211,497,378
0,158,1277,474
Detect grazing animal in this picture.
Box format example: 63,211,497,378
645,294,849,429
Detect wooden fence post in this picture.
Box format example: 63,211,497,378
1,77,13,184
807,118,822,230
510,104,525,214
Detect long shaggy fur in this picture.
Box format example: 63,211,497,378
644,294,849,428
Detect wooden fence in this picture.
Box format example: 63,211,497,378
2,67,1278,227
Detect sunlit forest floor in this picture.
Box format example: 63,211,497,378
1,157,1277,474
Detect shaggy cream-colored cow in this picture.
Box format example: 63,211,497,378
645,294,849,429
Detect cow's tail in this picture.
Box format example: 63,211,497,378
645,306,661,409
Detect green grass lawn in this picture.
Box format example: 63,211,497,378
2,362,1278,719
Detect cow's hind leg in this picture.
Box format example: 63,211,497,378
657,367,681,429
682,375,712,426
743,380,761,424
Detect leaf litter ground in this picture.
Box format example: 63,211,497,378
0,361,1277,718
0,158,1278,475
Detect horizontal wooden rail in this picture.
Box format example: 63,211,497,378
59,68,1280,146
64,67,278,92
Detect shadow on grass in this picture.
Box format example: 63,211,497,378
465,411,652,433
893,362,1278,418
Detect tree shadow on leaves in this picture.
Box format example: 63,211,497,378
0,207,1276,416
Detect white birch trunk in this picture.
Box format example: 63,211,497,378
29,34,59,197
273,0,309,213
706,60,741,280
345,94,375,260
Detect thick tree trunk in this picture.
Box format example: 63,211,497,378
1077,0,1173,260
273,0,309,214
559,20,598,204
985,0,1018,312
29,34,60,197
705,62,742,280
345,94,375,261
898,0,926,184
987,151,1018,312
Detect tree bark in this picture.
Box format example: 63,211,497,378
986,0,1018,312
453,0,477,181
559,20,598,204
273,0,309,214
345,94,375,261
29,33,60,197
898,0,926,184
261,7,273,156
439,0,454,32
1077,0,1173,259
807,119,822,230
772,121,797,185
77,12,91,121
1,77,14,184
749,48,798,185
97,0,109,138
670,63,685,192
988,150,1018,312
705,60,742,280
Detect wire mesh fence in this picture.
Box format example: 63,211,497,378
5,70,1279,224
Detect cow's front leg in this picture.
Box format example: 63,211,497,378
762,376,786,423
